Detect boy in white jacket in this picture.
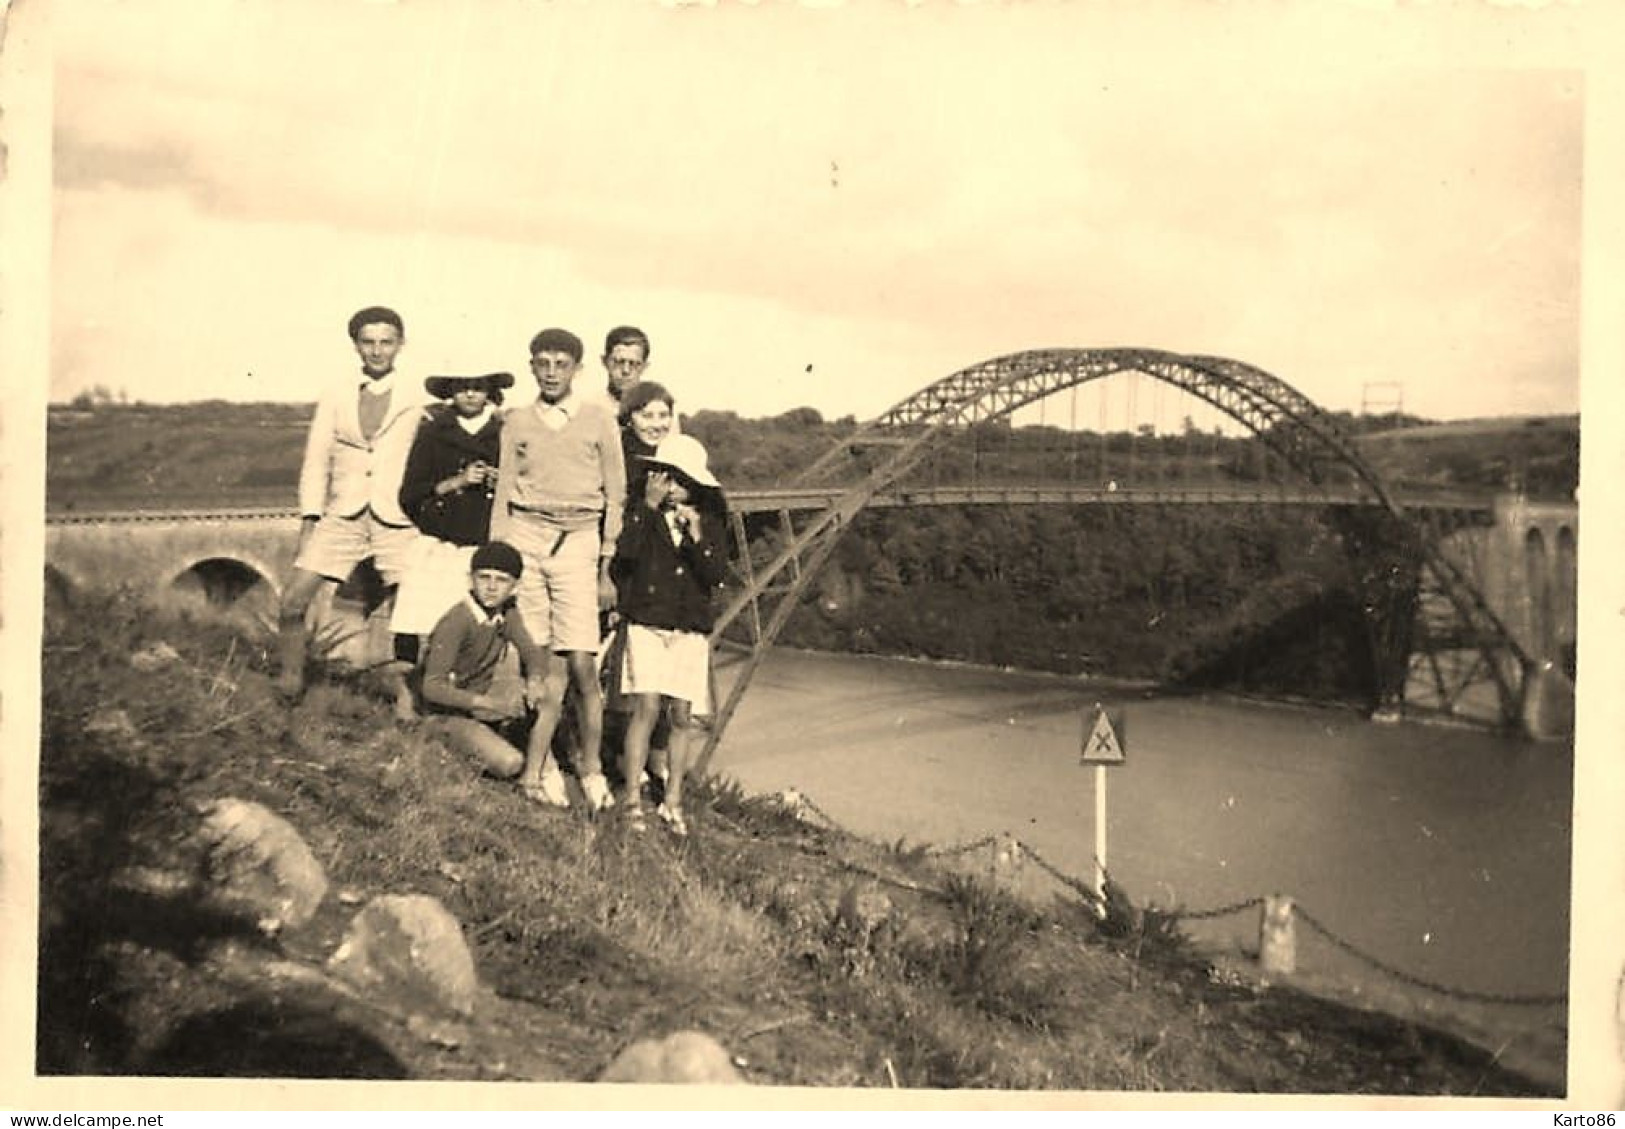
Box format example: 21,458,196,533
275,306,428,708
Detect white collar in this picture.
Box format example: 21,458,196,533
464,594,505,624
358,370,397,396
454,405,495,434
535,388,579,417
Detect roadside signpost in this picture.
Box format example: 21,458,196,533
1080,703,1126,910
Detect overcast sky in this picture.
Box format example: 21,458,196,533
50,0,1583,424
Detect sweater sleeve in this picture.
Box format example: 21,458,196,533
397,416,440,529
421,608,484,713
613,499,659,568
685,508,732,590
488,415,518,543
599,410,627,558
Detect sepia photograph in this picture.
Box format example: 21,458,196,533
4,0,1623,1112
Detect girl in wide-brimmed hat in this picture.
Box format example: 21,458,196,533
609,433,730,835
388,371,515,717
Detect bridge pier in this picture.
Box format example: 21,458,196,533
1395,493,1576,741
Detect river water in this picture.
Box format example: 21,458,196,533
710,647,1573,1078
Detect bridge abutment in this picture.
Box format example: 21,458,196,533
1401,492,1576,739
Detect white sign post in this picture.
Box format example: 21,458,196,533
1080,704,1126,912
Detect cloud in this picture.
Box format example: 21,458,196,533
50,1,1581,421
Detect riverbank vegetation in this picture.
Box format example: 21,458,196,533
37,586,1555,1093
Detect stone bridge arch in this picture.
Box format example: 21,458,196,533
167,554,281,612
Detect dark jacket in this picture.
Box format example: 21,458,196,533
621,426,656,504
612,499,730,634
398,405,502,546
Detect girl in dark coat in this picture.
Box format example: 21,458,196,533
390,372,512,659
600,381,678,785
610,432,729,835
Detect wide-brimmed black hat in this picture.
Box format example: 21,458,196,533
425,372,515,401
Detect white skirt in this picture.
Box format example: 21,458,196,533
619,622,712,713
390,537,477,636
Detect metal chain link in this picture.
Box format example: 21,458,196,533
1011,840,1100,903
788,791,844,832
1171,896,1267,922
924,834,1000,859
768,787,1566,1008
1293,905,1567,1008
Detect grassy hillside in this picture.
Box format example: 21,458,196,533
37,586,1557,1093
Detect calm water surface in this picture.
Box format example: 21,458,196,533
712,648,1574,1003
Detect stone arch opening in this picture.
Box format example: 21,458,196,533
1523,527,1552,659
170,557,275,614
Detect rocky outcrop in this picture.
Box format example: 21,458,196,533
597,1030,745,1085
836,880,892,941
198,797,328,933
327,894,480,1019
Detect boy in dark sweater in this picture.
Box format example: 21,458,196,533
421,541,567,802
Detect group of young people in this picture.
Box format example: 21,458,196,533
275,306,729,835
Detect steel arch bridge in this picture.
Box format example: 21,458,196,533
696,347,1535,772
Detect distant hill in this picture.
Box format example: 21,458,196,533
1352,414,1579,499
44,400,1579,512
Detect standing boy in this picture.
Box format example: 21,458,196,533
490,328,625,810
276,306,427,709
600,325,651,407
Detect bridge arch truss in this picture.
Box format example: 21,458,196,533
699,348,1535,772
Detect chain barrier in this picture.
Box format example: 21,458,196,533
924,834,1000,859
1293,905,1567,1008
758,784,1567,1009
1009,839,1100,904
1169,895,1267,922
786,790,844,834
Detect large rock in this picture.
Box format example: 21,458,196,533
327,894,479,1019
198,797,328,933
597,1030,745,1085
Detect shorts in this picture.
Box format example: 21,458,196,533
620,622,712,713
506,514,602,654
391,537,476,636
296,510,420,586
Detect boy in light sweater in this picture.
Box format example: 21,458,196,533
489,327,625,811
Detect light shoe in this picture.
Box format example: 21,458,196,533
522,766,571,809
656,802,688,838
580,773,615,813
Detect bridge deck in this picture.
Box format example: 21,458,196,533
45,483,1494,524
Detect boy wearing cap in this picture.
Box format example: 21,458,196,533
276,305,429,710
490,327,626,812
390,371,513,680
421,541,559,791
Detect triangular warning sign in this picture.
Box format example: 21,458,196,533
1081,707,1126,765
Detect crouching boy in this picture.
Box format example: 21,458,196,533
420,541,569,803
